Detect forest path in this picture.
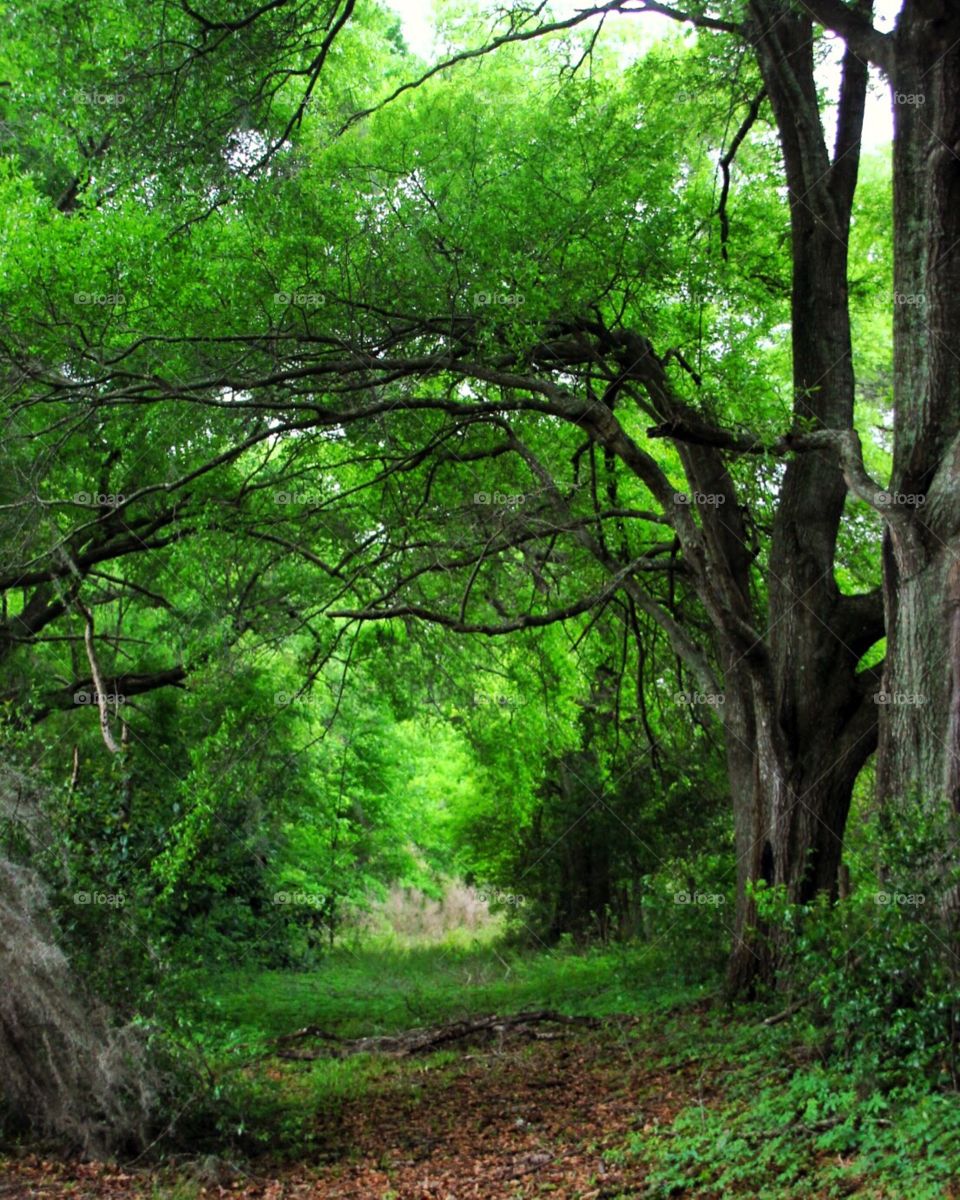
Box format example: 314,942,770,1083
258,1019,696,1198
0,1017,703,1199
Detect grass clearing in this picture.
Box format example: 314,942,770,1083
181,939,710,1048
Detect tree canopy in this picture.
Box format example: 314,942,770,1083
2,0,959,1165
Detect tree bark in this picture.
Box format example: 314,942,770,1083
718,2,879,993
720,0,960,985
876,1,960,842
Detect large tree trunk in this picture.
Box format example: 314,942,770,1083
719,3,880,995
876,3,960,830
723,629,876,995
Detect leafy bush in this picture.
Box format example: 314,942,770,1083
643,1051,960,1199
753,796,960,1086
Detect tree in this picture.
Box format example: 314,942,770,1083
799,0,960,836
1,0,925,1001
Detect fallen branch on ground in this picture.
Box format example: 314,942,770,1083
274,1010,605,1059
762,1000,806,1026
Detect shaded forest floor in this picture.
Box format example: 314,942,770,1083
2,944,959,1198
0,1021,695,1198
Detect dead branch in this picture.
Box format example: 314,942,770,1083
274,1010,603,1059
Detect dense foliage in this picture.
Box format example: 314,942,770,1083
0,1,957,1190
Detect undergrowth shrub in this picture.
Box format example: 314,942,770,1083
640,1050,960,1200
754,796,960,1087
637,855,733,983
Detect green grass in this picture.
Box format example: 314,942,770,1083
161,939,711,1159
181,939,710,1047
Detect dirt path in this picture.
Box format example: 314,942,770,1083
0,1025,699,1199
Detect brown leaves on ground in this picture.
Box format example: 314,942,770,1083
0,1022,696,1200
